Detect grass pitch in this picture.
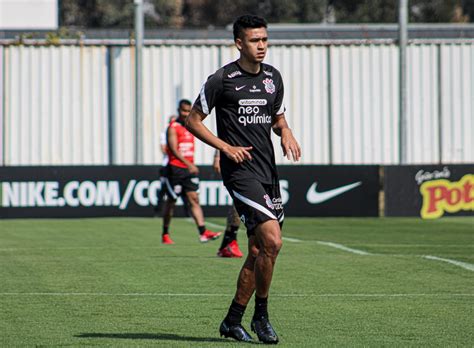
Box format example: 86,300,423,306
0,217,473,347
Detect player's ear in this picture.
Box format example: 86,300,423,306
235,38,243,51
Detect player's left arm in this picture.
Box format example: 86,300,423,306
272,114,301,162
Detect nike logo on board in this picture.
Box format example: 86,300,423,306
306,181,362,204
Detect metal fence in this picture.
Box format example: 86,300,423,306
1,39,473,166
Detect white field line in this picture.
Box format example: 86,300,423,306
424,255,474,272
317,241,371,255
187,218,302,242
348,244,474,248
200,220,226,230
282,237,301,242
0,292,472,298
0,246,165,251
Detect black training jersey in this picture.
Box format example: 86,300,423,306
193,61,285,184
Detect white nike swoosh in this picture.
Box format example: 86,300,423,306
235,85,246,91
306,181,362,204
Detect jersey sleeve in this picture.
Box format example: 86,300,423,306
193,68,224,115
273,70,286,116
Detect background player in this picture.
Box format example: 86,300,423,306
161,99,221,244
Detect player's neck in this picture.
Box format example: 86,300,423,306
237,57,261,75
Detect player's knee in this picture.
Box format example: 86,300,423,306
273,238,283,254
186,193,199,206
250,244,259,258
262,237,282,258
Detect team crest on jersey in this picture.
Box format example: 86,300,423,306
264,194,274,209
263,78,275,94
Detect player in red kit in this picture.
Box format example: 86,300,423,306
161,99,221,244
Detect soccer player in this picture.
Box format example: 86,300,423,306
154,115,176,216
161,99,221,244
186,15,301,344
213,150,243,258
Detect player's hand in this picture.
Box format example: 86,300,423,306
281,129,301,162
213,156,221,174
223,146,253,163
188,163,199,175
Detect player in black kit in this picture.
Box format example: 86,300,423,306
186,15,301,344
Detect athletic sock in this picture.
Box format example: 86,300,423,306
224,300,246,326
253,295,268,319
198,225,206,235
219,225,239,249
162,225,169,236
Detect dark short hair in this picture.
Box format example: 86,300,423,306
233,15,267,41
178,99,192,109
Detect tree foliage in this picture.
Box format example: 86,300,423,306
59,0,473,28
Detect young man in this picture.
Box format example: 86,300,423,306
186,15,301,344
161,99,221,244
213,150,243,258
154,115,176,216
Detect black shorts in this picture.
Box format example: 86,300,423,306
225,178,284,236
163,165,199,199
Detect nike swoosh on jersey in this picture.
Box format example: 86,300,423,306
235,85,246,91
306,181,362,204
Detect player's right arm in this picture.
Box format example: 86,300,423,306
186,69,252,164
167,125,199,174
186,109,252,163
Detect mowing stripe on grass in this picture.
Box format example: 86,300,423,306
317,241,371,255
424,255,474,272
0,292,472,298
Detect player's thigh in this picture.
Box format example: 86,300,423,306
184,190,199,206
162,175,180,200
182,173,200,195
164,166,188,199
225,179,279,236
254,219,282,253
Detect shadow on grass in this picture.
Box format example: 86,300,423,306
75,332,232,343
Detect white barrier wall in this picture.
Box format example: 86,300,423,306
3,45,109,165
440,44,474,163
1,41,473,165
330,44,399,164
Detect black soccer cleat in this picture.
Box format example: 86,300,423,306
251,316,279,344
219,320,253,342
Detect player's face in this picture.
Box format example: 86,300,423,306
178,104,191,119
236,27,268,63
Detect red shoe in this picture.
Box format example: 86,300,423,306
218,240,243,258
227,240,243,257
199,230,221,243
162,234,175,244
217,246,234,258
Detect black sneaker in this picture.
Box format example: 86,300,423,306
251,316,279,344
219,320,253,342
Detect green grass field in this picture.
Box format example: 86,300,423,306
0,217,473,347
